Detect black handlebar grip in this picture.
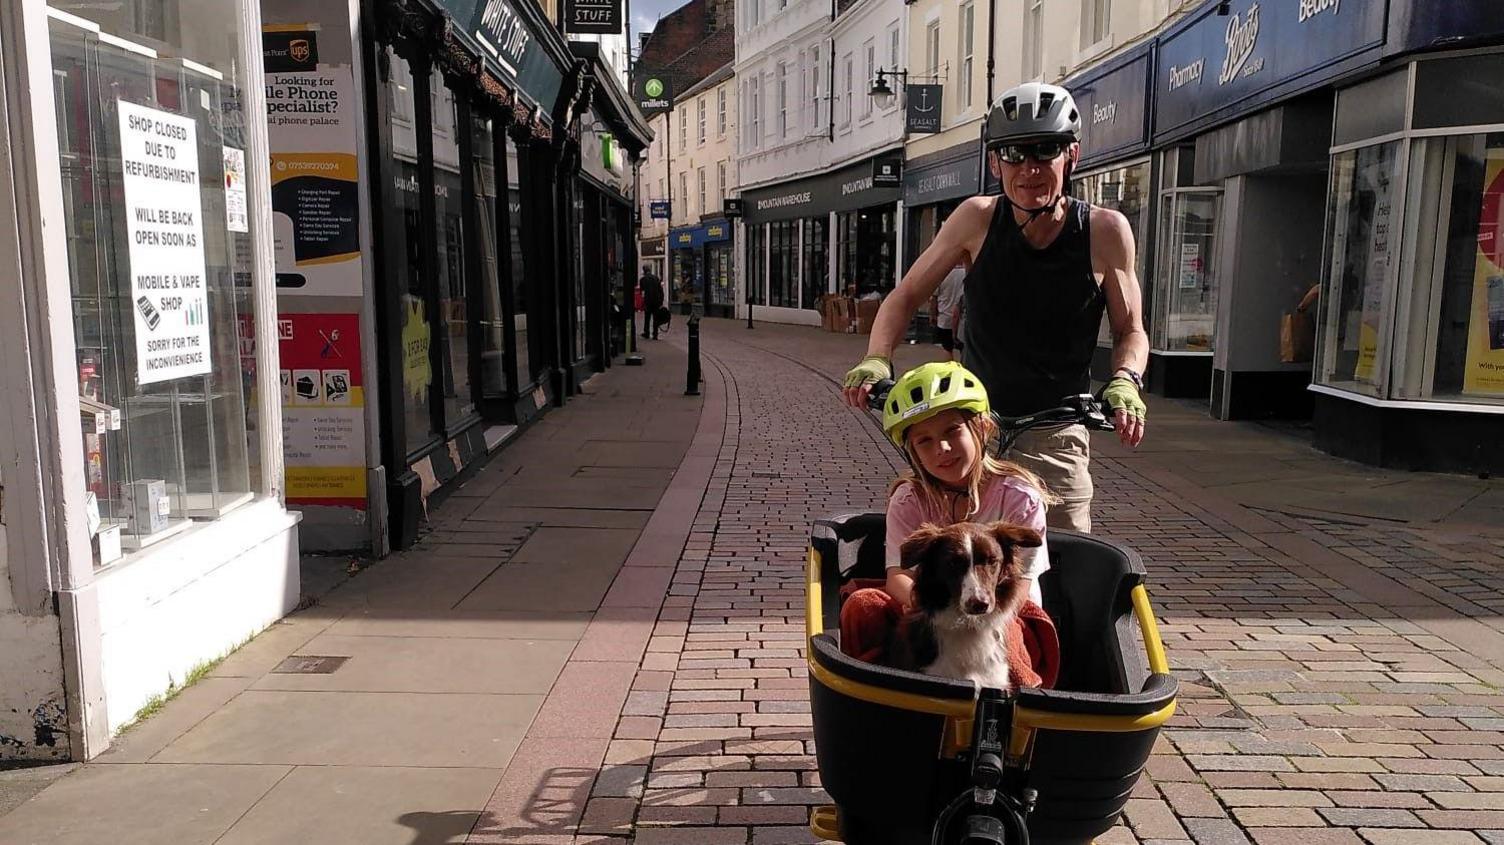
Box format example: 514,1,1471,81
866,379,895,411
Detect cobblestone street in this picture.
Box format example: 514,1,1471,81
580,320,1504,845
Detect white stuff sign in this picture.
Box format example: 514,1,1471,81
118,100,212,384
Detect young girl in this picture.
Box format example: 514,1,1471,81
878,361,1057,607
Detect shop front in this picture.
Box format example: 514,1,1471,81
1309,2,1504,473
741,151,902,325
1150,0,1386,420
1,0,299,757
1065,46,1158,388
902,144,978,341
364,0,589,548
669,219,735,318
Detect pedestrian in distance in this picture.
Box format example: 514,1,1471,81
639,265,665,340
931,261,967,362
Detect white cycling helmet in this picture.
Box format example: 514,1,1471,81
985,82,1082,150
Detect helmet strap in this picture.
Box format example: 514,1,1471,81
1014,194,1064,230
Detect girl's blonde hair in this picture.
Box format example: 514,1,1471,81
887,410,1061,521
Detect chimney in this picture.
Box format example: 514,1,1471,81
707,0,734,33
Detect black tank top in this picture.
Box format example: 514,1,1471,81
960,196,1105,417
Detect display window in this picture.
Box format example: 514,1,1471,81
1315,141,1401,397
769,219,798,308
801,216,828,310
48,0,266,564
1076,161,1151,345
1152,150,1219,353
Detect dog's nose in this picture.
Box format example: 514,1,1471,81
964,598,991,615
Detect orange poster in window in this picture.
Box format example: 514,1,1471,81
1464,150,1504,397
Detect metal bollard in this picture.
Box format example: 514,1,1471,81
746,291,755,329
685,314,702,396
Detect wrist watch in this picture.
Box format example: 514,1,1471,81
1114,367,1144,390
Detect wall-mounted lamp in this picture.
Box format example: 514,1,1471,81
869,67,908,110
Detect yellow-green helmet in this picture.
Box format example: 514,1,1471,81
882,361,990,447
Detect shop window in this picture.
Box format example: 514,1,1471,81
473,115,511,400
1315,141,1400,397
505,132,536,387
431,69,473,424
1390,133,1504,405
747,224,766,305
708,242,735,308
384,49,436,453
572,183,588,358
802,216,829,310
1152,190,1220,353
49,0,262,563
769,219,798,308
1077,162,1151,345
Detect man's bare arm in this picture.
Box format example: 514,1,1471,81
1094,208,1149,446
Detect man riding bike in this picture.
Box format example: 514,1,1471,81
841,82,1148,533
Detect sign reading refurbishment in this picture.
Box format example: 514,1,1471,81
905,84,943,134
117,100,212,385
635,74,673,116
563,0,622,34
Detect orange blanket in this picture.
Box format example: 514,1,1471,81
837,581,1060,689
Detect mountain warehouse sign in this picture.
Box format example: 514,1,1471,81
741,153,902,223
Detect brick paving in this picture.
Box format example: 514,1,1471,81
581,319,1504,845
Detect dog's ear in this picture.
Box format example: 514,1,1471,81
990,522,1043,550
898,523,949,570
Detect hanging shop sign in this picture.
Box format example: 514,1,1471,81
872,153,903,187
278,312,367,507
563,0,622,35
905,84,943,134
117,100,212,385
722,197,743,217
650,200,671,219
635,73,673,117
1154,0,1385,141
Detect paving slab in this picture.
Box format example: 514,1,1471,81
318,555,505,611
216,765,503,845
324,608,593,640
0,764,75,818
250,634,575,694
154,690,541,768
462,506,653,529
509,526,644,566
0,763,289,845
458,558,625,612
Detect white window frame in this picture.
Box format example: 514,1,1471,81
778,62,788,138
1081,0,1110,51
681,172,690,217
748,77,761,148
679,106,687,146
811,47,823,129
1024,0,1044,80
718,160,728,205
889,24,900,70
697,96,706,145
959,3,975,111
925,21,941,77
842,55,853,128
717,86,727,137
862,42,875,119
698,167,707,216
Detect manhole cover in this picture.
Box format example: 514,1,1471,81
272,655,349,675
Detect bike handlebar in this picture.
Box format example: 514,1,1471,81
864,379,1116,440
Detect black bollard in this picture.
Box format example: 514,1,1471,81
746,292,755,329
685,314,702,396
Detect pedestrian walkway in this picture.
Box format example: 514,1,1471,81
2,318,1503,845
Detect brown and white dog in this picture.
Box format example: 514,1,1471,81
889,521,1043,690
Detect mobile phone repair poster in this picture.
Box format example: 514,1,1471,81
264,10,368,510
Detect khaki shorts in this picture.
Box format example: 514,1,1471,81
1004,423,1093,533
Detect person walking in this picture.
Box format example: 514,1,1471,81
840,82,1149,533
639,265,665,340
931,262,967,362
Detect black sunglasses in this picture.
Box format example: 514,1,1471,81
993,140,1069,165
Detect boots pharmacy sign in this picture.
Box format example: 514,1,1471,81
118,101,212,385
1153,0,1384,140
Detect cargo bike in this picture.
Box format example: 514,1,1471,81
806,385,1178,845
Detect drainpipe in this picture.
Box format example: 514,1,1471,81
980,0,997,194
828,38,836,141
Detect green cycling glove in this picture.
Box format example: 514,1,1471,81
842,355,893,389
1102,376,1146,421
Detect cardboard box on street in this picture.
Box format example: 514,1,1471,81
855,297,882,335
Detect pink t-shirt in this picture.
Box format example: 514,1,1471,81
885,476,1050,579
